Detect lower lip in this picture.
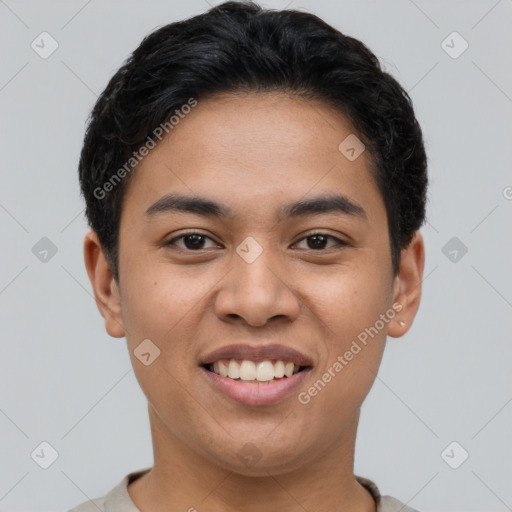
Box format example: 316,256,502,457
201,367,310,406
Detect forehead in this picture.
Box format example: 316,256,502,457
154,92,370,172
121,92,383,223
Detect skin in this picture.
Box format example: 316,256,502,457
84,92,425,512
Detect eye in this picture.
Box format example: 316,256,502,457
294,232,348,251
164,231,348,252
165,232,220,251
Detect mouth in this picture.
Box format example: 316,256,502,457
203,359,307,383
199,344,313,405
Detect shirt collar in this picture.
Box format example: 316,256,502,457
104,468,384,512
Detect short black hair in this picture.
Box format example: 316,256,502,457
79,0,428,281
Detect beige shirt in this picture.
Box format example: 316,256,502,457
67,468,419,512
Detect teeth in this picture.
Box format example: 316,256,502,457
239,360,256,380
210,359,302,382
228,359,240,379
274,360,285,378
218,360,229,377
256,361,274,381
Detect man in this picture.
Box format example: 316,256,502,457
70,2,427,510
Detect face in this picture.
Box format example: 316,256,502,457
85,92,424,477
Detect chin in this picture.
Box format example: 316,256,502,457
203,439,317,477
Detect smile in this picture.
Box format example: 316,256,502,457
202,363,312,406
207,359,303,383
199,343,313,405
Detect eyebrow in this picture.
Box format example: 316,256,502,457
145,193,366,221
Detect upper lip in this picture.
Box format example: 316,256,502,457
200,344,314,367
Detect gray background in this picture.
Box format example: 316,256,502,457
1,0,511,511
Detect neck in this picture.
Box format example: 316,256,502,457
128,405,376,512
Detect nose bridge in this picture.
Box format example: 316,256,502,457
214,236,300,326
233,236,283,300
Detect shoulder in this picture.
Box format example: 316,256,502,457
356,475,420,512
380,495,420,512
65,468,150,512
66,496,105,512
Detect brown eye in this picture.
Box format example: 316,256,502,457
166,232,218,251
306,234,329,250
182,234,207,250
295,233,347,251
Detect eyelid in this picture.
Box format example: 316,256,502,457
165,231,220,249
293,231,349,250
164,230,349,252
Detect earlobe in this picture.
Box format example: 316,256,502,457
388,231,425,338
83,230,126,338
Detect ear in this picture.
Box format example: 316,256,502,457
83,230,125,338
388,231,425,338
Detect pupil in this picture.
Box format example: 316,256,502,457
309,235,327,249
185,234,204,249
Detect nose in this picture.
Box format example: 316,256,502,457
213,245,301,327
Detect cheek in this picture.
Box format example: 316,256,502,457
118,261,222,394
302,263,392,400
118,268,206,419
119,258,205,338
307,259,393,339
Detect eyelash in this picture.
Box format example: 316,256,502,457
165,231,348,252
